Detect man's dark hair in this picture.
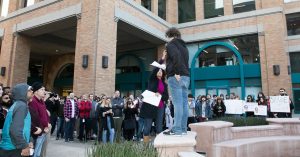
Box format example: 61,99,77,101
165,27,181,39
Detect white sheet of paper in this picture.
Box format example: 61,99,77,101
254,105,267,116
150,61,166,70
224,100,244,114
244,102,258,112
270,96,290,113
142,90,162,107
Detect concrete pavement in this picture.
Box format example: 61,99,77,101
46,136,93,157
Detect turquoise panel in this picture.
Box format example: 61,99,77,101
292,73,300,83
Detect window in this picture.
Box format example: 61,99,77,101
20,0,34,8
284,0,300,3
204,0,224,19
290,52,300,73
158,0,166,20
141,0,151,11
198,35,260,67
286,13,300,36
233,0,256,14
1,0,9,17
178,0,195,23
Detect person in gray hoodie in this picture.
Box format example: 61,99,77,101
0,83,35,157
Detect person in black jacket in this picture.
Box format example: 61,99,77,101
213,97,226,118
122,98,138,141
98,97,115,144
45,93,60,135
163,27,190,136
140,63,168,143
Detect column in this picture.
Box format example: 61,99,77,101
9,34,31,86
74,0,117,96
166,0,178,24
152,0,158,15
8,0,19,14
195,0,204,21
224,0,233,16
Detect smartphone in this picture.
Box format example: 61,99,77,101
30,148,34,156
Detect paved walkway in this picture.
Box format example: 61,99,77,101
46,136,93,157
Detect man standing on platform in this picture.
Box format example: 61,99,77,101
163,27,190,136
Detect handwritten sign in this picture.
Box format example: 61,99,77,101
224,100,244,114
270,96,290,113
244,102,258,112
254,106,267,116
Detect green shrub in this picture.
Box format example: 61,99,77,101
212,117,268,127
87,142,158,157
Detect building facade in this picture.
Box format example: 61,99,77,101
0,0,299,112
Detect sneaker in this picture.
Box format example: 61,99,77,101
163,130,182,137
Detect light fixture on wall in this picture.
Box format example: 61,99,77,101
82,55,89,68
0,67,6,76
273,65,280,76
102,56,108,68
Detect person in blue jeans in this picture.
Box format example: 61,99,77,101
99,97,115,144
163,27,190,136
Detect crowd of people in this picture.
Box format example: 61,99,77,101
0,28,296,157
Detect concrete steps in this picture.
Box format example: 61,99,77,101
213,136,300,157
154,131,197,157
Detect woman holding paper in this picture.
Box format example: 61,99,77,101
139,66,168,143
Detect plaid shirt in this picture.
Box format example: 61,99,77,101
64,99,79,119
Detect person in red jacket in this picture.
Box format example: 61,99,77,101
78,94,92,141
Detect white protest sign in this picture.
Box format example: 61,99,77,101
224,100,244,114
244,102,258,112
270,96,290,113
254,105,267,116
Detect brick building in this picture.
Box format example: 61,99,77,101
0,0,299,112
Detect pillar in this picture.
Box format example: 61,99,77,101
195,0,204,21
224,0,233,16
9,34,31,86
74,0,117,96
166,0,178,24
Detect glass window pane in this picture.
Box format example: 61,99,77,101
290,52,300,73
158,0,166,20
178,0,195,23
204,0,224,19
197,34,260,67
1,0,9,17
233,0,256,14
286,13,300,36
141,0,151,11
284,0,300,3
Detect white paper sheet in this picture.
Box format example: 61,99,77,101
254,105,267,116
150,61,166,70
141,90,162,107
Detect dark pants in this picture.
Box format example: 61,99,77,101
143,118,153,136
56,117,64,138
78,118,90,140
187,117,196,131
123,129,135,141
65,118,76,141
50,115,57,135
0,149,23,157
91,118,98,136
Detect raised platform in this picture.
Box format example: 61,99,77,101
154,131,197,157
213,136,300,157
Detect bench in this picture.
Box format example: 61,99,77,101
213,136,300,157
154,131,197,157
